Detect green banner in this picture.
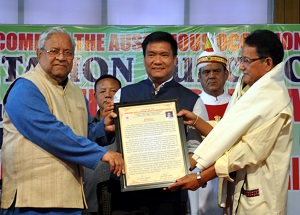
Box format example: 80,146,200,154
1,24,300,213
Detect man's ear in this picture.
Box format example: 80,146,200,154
265,57,274,72
173,56,177,67
36,49,41,60
224,69,229,79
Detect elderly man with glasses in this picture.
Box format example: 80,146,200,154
1,27,125,215
166,29,293,215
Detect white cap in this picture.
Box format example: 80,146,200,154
196,33,227,70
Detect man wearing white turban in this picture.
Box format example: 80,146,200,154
188,33,230,215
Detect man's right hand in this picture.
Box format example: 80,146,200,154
101,150,125,177
104,111,117,133
102,99,114,117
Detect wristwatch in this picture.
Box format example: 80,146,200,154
196,171,207,187
196,171,202,181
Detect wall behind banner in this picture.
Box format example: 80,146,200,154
0,25,300,214
0,0,272,25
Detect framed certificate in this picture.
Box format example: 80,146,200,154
114,98,189,192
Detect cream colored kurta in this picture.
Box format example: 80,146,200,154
192,62,293,214
2,64,88,209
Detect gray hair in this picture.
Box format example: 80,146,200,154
38,27,76,50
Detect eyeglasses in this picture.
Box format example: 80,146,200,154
40,48,74,59
238,56,267,66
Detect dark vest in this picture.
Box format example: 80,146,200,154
120,79,198,111
113,79,199,210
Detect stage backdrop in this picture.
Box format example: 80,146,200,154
0,24,299,214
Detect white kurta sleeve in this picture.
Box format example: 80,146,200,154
215,111,292,180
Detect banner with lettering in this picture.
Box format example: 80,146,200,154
0,25,299,214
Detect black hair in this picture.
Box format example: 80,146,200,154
245,29,284,66
94,74,121,91
142,31,178,57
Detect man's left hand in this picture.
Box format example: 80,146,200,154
164,173,205,192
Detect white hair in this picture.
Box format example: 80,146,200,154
37,27,75,50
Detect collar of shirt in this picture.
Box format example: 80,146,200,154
148,76,173,95
92,110,101,124
200,91,231,105
59,78,69,89
113,76,174,103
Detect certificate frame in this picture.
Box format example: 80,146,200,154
114,98,190,192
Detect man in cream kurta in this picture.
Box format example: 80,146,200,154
167,30,293,215
2,27,125,215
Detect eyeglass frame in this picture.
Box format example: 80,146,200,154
40,48,74,59
238,56,267,66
